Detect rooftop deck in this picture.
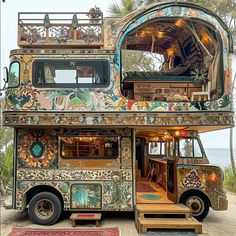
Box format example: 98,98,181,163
18,9,103,48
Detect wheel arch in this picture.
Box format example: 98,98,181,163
178,189,212,207
22,185,64,210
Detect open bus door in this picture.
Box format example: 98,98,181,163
166,138,178,202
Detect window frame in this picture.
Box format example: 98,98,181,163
148,141,165,156
59,135,120,160
178,137,203,159
7,61,20,88
32,59,110,88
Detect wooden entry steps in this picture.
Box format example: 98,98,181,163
138,218,202,234
136,203,202,234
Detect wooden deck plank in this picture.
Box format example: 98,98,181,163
136,203,191,214
138,217,202,234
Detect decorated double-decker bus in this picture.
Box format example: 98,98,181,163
1,1,234,233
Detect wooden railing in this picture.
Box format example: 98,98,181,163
18,9,103,47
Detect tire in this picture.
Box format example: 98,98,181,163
28,192,62,225
181,193,209,221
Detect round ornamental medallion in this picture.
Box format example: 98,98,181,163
30,141,44,158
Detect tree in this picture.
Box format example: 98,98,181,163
108,0,136,16
0,126,13,150
0,145,13,186
0,99,14,195
122,50,163,72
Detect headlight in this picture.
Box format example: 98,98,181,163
208,171,219,182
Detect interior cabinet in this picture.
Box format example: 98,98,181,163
124,81,202,101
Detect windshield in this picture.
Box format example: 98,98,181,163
178,138,202,158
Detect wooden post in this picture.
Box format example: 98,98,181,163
46,28,49,43
73,29,77,41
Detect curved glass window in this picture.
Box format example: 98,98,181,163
8,62,20,88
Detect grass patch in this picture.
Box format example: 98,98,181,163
224,167,236,192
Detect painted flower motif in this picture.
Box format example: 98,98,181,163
182,169,204,189
191,67,208,86
18,131,57,168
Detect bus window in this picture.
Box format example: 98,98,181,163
193,139,202,158
148,142,165,155
33,59,109,87
179,138,203,158
60,136,118,159
8,61,20,88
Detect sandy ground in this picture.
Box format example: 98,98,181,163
1,192,236,236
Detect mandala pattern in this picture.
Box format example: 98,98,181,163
17,130,57,168
177,166,225,209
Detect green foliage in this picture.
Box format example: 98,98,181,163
122,50,163,72
0,144,13,186
8,71,18,87
0,126,13,149
108,0,136,16
224,167,236,192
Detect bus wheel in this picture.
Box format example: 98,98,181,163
28,192,62,225
182,194,209,221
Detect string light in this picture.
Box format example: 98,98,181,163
175,19,185,27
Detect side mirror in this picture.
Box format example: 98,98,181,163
3,67,9,84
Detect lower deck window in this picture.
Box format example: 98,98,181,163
60,136,118,159
148,142,165,155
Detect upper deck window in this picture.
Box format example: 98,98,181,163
33,59,109,88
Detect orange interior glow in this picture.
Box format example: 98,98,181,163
175,130,180,136
167,48,174,57
140,31,146,37
201,30,209,43
175,19,185,27
156,31,164,38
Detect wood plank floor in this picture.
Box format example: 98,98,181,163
136,179,173,204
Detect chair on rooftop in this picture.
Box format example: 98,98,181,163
191,81,211,101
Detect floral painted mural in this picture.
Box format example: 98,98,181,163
3,3,233,118
103,181,133,210
177,165,227,210
71,184,102,209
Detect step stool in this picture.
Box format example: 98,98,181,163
70,213,101,227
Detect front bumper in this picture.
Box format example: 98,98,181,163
217,195,228,210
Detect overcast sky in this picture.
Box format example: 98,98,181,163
0,0,235,149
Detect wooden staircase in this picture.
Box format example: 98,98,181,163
135,203,202,234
